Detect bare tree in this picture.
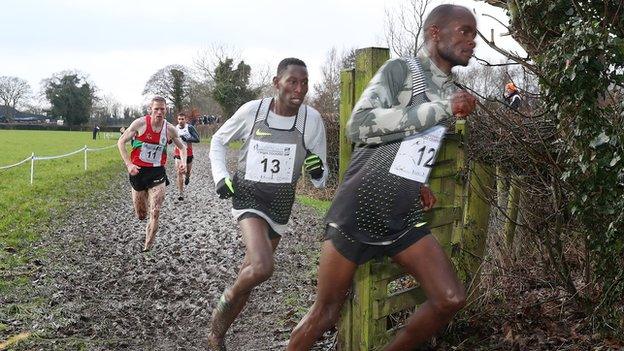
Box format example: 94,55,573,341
310,47,357,122
251,63,274,97
0,76,32,117
383,0,432,57
195,43,272,95
311,48,342,122
194,43,242,81
188,79,223,117
143,64,193,114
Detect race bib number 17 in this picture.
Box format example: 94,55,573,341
389,125,446,183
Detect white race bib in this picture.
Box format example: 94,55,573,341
177,125,191,147
139,142,164,165
245,140,297,183
389,125,446,183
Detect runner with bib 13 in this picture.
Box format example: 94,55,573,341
207,57,328,350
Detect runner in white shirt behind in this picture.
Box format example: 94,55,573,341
174,112,200,201
207,57,327,349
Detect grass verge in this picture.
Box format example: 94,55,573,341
296,195,331,216
0,130,123,344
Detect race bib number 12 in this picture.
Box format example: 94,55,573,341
245,140,297,183
389,125,446,183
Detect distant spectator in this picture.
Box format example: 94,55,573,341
504,82,522,110
92,125,100,140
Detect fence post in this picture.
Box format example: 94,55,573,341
337,47,389,350
30,152,35,185
504,177,521,248
450,121,468,247
339,69,355,182
457,159,495,295
84,145,88,171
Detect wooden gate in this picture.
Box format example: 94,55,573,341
337,47,494,350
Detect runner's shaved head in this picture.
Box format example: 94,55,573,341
423,4,474,42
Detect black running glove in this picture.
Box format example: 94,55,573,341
216,177,235,199
304,153,324,180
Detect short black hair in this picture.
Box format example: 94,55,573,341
276,57,307,76
423,5,473,42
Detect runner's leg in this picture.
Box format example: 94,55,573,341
383,234,466,350
209,217,280,343
131,189,148,220
287,240,357,350
175,158,184,199
143,182,165,251
185,160,193,185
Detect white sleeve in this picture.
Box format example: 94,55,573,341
209,100,258,185
303,107,328,188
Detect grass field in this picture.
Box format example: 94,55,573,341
0,130,123,295
296,195,331,216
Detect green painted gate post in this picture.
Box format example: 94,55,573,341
339,68,355,183
456,133,496,294
504,177,521,249
337,68,355,351
336,47,389,351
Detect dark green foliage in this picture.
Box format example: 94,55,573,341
511,0,623,331
44,74,95,126
211,58,260,119
170,69,186,114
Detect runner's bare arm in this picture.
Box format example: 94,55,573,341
117,117,146,174
169,123,187,172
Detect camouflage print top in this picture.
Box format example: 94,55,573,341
347,50,457,145
324,51,457,245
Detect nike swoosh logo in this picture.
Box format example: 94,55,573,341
255,130,271,136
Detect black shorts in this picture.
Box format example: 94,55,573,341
324,224,430,265
129,166,169,192
237,212,281,240
174,155,194,163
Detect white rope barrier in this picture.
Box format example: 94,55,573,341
0,155,32,170
86,144,117,152
33,146,86,161
0,144,117,185
83,144,117,170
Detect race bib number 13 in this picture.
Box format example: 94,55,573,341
245,140,297,183
389,125,446,183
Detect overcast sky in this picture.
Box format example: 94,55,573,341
0,0,525,108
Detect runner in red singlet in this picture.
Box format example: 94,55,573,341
117,96,187,251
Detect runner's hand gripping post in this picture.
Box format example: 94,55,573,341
216,177,235,199
304,153,324,180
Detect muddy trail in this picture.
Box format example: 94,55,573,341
5,144,333,350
